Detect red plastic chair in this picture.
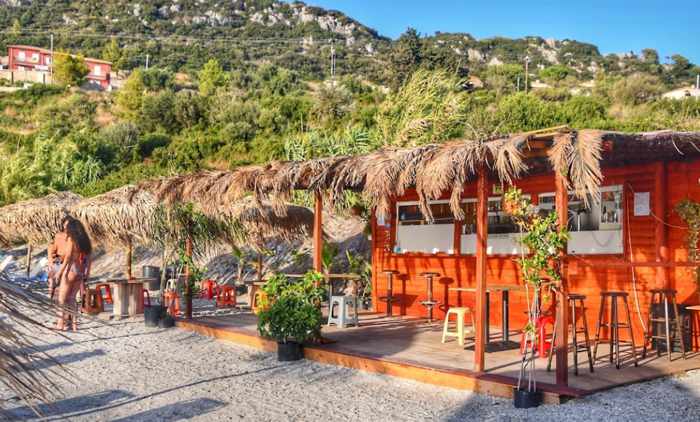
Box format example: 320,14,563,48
164,291,180,316
95,283,113,304
216,285,236,308
200,279,218,300
520,315,555,358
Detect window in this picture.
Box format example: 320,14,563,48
17,51,25,61
30,53,39,63
459,197,528,255
538,185,623,254
395,201,455,253
93,65,102,76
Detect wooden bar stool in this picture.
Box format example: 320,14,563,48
643,288,686,361
593,291,639,369
379,270,401,317
547,293,594,375
95,283,113,305
419,271,440,323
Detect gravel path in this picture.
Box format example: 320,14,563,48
3,317,700,421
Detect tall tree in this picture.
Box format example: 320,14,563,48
389,27,423,90
52,53,89,86
198,59,228,96
102,38,123,72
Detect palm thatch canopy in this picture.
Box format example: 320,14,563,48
70,185,157,248
0,192,82,247
220,197,314,250
0,270,68,415
139,128,700,221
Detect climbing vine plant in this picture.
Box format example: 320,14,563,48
503,186,569,392
674,198,700,282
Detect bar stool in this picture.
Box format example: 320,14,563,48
643,288,686,361
216,285,237,308
547,293,594,375
419,272,440,323
593,291,639,369
379,269,401,317
442,307,474,346
327,295,359,328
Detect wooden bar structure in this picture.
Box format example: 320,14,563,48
135,128,700,396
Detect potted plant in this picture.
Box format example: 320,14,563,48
504,187,568,409
257,272,326,361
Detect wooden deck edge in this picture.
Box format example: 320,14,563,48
175,319,574,403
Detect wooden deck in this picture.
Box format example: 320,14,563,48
176,311,700,402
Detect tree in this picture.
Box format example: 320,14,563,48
52,53,89,86
483,64,524,95
198,59,228,96
611,73,664,105
389,27,422,90
641,48,659,65
102,39,122,72
116,69,145,119
539,65,572,85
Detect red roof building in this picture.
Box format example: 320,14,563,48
7,45,112,89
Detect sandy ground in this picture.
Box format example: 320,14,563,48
2,313,700,422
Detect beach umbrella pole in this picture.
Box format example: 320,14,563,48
126,239,133,279
184,236,193,319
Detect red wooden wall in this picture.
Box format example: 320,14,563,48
371,160,700,344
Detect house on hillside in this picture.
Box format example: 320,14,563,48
7,45,112,89
663,86,700,100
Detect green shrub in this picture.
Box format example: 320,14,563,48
257,272,326,344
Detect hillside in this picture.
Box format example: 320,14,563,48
0,1,697,85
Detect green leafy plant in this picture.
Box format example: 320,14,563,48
257,272,326,344
675,198,700,283
504,186,568,392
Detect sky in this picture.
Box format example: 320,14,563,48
294,0,700,63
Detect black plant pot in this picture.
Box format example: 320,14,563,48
277,341,303,361
144,305,162,328
142,266,161,290
513,388,543,409
158,314,175,329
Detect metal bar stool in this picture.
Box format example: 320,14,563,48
643,288,686,360
380,269,401,317
593,291,639,369
547,293,594,375
419,271,440,323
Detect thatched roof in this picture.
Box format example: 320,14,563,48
0,192,82,247
139,128,700,221
0,270,69,415
70,185,157,248
220,197,314,249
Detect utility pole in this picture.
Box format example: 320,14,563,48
145,54,149,70
49,33,53,83
524,55,530,93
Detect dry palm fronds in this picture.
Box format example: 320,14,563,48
0,270,70,416
220,198,314,250
548,130,602,206
0,192,82,247
71,185,157,248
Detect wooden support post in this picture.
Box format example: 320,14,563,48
654,161,668,288
184,236,193,319
554,172,569,387
474,167,488,372
126,238,133,280
25,244,32,279
313,191,323,273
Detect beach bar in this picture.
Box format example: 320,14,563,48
140,128,700,399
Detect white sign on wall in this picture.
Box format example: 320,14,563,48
634,192,650,216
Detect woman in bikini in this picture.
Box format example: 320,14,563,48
53,217,92,331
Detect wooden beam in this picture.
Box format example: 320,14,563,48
126,238,133,280
654,161,668,288
25,243,32,280
313,191,323,273
184,236,193,319
474,166,488,372
554,172,569,387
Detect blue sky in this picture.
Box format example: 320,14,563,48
295,0,700,63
